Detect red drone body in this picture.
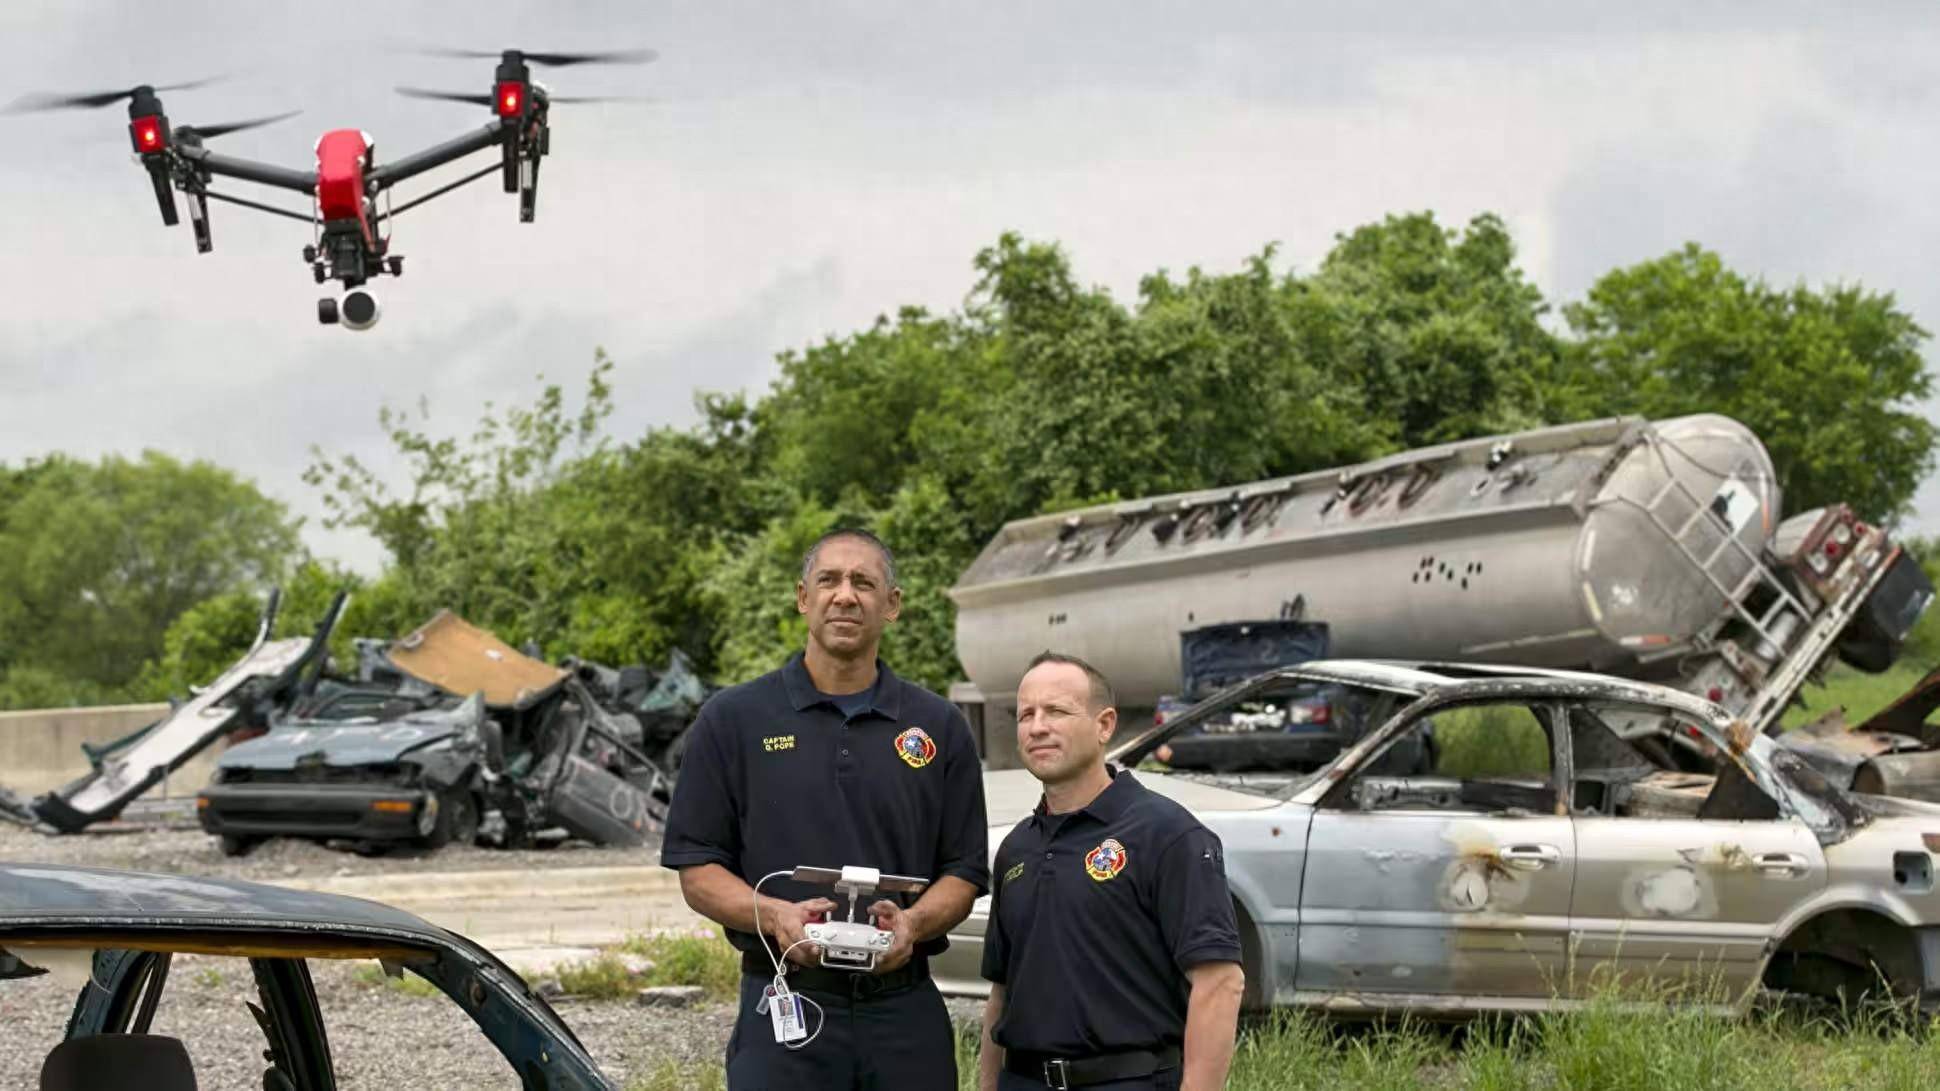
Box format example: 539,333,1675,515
11,47,652,330
313,130,372,229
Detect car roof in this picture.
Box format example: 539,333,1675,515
1254,659,1725,719
0,863,450,942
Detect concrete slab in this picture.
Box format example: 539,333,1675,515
273,865,713,958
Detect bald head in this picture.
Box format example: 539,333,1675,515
1025,650,1114,713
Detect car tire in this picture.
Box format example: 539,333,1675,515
422,789,480,850
218,834,260,858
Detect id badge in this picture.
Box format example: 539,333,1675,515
766,984,806,1043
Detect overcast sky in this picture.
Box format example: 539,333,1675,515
3,2,1938,573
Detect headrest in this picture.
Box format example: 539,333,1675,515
41,1033,196,1091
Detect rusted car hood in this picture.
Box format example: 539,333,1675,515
981,768,1282,827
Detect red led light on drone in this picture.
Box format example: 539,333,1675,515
130,116,163,153
496,81,525,117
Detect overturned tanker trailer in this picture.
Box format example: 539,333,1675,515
951,415,1934,789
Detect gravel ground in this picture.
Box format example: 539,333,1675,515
0,817,661,882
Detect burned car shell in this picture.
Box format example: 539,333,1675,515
934,660,1940,1016
0,862,611,1089
197,694,487,848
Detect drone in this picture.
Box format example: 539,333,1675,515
6,48,650,330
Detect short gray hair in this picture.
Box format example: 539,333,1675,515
800,528,898,588
1026,650,1115,712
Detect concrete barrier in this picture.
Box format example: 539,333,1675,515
0,703,220,800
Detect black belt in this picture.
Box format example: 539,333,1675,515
1004,1046,1181,1089
739,951,929,998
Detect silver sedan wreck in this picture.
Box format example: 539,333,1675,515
934,661,1940,1015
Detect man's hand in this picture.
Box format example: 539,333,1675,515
765,896,837,967
868,899,917,974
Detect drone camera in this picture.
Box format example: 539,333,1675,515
340,289,381,331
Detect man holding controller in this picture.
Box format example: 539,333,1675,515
661,528,988,1090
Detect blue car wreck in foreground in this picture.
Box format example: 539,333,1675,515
0,863,613,1090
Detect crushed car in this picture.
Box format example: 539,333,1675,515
198,610,673,854
0,862,614,1089
3,590,346,833
1777,663,1940,801
934,660,1940,1016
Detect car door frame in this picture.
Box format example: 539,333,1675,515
1292,693,1580,1007
66,948,338,1090
1562,698,1829,1002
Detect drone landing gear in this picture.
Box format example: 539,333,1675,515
187,190,212,254
317,297,338,325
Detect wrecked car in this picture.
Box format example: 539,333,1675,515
934,660,1940,1016
565,647,715,779
1777,663,1940,802
197,694,488,856
0,862,613,1089
1152,620,1436,775
3,590,346,834
197,610,669,854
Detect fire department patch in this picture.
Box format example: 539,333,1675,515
895,726,937,769
1084,838,1128,882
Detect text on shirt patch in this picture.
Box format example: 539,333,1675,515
1084,838,1128,882
894,726,937,769
763,735,796,752
1002,861,1025,886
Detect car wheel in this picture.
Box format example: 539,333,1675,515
422,788,480,850
217,834,260,858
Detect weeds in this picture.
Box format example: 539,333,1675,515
553,930,742,1002
624,1058,727,1091
350,960,442,999
616,931,741,1002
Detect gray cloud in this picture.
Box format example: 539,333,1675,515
4,1,1940,572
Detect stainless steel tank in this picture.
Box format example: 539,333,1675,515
950,415,1780,709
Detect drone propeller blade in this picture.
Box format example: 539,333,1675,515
3,75,224,114
179,110,300,139
545,94,656,104
396,86,494,106
419,46,657,67
523,48,658,67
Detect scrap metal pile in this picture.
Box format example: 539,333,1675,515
0,592,715,854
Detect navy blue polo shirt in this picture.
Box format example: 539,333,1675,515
660,653,989,961
982,768,1240,1056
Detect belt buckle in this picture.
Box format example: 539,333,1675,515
1042,1058,1072,1090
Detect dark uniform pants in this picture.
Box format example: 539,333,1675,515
726,972,957,1090
996,1068,1182,1090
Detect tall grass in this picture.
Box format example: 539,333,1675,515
1781,659,1933,732
942,998,1940,1090
1432,704,1551,780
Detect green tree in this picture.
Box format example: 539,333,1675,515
305,355,618,655
0,452,299,706
1562,244,1936,521
133,560,397,699
1297,211,1565,447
